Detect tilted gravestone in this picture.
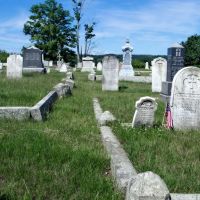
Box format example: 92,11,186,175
119,39,134,79
170,66,200,130
132,97,157,127
7,54,22,79
23,46,44,69
102,56,119,91
151,57,167,92
161,43,184,101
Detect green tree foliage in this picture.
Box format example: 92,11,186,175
23,0,76,63
84,22,95,56
181,34,200,66
132,59,145,69
0,50,9,63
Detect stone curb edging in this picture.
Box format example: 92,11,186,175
100,126,137,192
0,77,74,121
93,98,137,192
93,97,200,200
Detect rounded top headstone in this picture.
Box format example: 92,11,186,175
122,39,133,51
170,42,184,48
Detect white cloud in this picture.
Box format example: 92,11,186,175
95,0,200,40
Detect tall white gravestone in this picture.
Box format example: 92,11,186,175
102,56,119,91
151,57,167,92
170,66,200,130
145,62,149,70
7,55,22,79
132,96,157,127
119,39,134,80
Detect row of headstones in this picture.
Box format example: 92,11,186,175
102,53,200,130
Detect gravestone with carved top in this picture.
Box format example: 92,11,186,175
170,66,200,130
132,97,157,127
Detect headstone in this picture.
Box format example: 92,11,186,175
170,66,200,130
151,57,167,92
161,43,184,101
0,63,3,70
102,56,119,91
132,96,157,127
88,73,96,81
57,60,62,69
81,56,95,73
49,61,53,67
43,60,49,67
7,54,22,79
119,39,134,80
23,46,44,69
97,62,102,71
145,62,149,70
59,63,68,72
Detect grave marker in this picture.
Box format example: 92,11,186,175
132,97,157,127
102,56,119,91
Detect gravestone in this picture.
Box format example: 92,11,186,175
49,61,53,67
81,56,95,73
170,66,200,130
102,56,119,91
161,43,184,101
151,57,167,92
7,54,22,79
0,63,3,70
59,63,69,72
97,62,102,71
119,39,134,80
145,62,149,70
132,97,157,127
23,46,44,69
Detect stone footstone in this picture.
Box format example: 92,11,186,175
126,171,170,200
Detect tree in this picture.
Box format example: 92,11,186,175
84,22,95,56
0,50,9,63
182,34,200,66
23,0,76,62
71,0,85,63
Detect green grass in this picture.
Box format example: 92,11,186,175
1,71,199,199
0,71,122,199
0,70,64,106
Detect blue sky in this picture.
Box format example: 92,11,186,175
0,0,200,55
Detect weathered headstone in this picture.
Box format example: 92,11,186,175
151,57,167,92
23,46,44,69
132,97,157,127
170,66,200,130
119,39,134,80
161,43,184,101
102,56,119,91
0,63,3,70
97,62,102,71
49,61,53,67
59,63,68,72
145,62,149,70
7,54,22,79
81,56,95,73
